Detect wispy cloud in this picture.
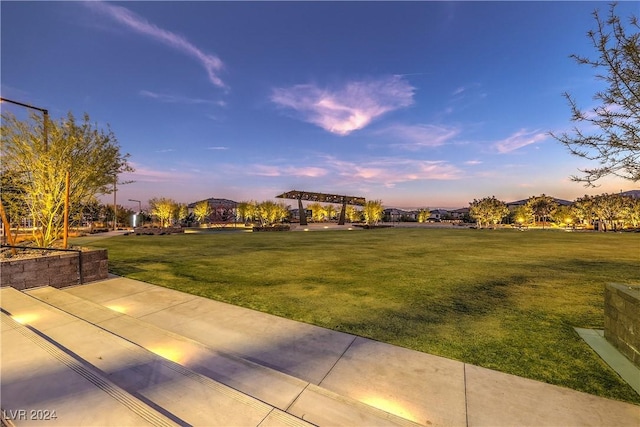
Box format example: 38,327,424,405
246,165,329,178
494,129,547,153
451,83,484,99
87,2,226,89
379,124,459,150
206,146,229,150
155,148,175,153
327,157,462,187
122,162,194,183
140,90,225,106
464,160,483,165
242,156,461,189
271,76,414,136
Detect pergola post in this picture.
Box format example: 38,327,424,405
338,199,347,225
298,196,307,226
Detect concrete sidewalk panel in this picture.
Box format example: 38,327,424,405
28,286,124,324
1,287,78,331
319,337,467,427
465,364,640,426
64,277,155,303
87,284,200,318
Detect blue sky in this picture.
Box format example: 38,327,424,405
2,1,639,210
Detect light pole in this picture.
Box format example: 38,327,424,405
0,97,48,149
0,97,51,249
129,199,142,227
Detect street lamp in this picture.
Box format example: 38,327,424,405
129,199,142,227
0,97,49,149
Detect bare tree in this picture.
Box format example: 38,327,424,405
552,3,639,185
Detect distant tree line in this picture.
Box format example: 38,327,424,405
469,193,640,231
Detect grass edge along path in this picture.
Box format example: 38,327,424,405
81,228,640,404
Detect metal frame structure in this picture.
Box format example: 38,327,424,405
276,190,366,225
188,198,238,227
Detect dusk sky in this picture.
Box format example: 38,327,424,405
2,1,639,210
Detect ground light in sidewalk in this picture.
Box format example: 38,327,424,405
105,304,127,314
147,345,187,364
359,394,420,423
11,312,39,325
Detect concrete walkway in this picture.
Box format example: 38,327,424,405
1,277,639,426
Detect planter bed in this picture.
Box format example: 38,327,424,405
0,248,108,290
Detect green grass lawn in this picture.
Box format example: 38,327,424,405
82,228,640,404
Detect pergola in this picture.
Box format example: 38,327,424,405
276,190,366,226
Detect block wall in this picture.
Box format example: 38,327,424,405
604,283,640,367
0,249,108,290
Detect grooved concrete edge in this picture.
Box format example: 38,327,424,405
574,328,640,395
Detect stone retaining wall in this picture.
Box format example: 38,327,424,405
604,283,640,367
0,249,108,290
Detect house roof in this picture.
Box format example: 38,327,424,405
621,190,640,199
506,197,572,207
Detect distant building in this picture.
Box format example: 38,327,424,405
429,209,450,221
450,207,470,220
620,190,640,199
383,208,417,222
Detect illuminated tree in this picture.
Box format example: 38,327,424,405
621,196,640,228
552,4,640,185
149,197,178,228
345,205,362,222
193,200,212,225
256,201,288,226
551,205,577,227
526,194,558,229
417,209,430,223
308,202,324,222
512,204,534,226
363,200,384,225
236,201,259,224
235,201,249,223
323,204,337,221
176,203,189,224
572,195,596,228
591,193,627,231
1,111,132,247
469,196,509,229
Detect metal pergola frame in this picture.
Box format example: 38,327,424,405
276,190,366,225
